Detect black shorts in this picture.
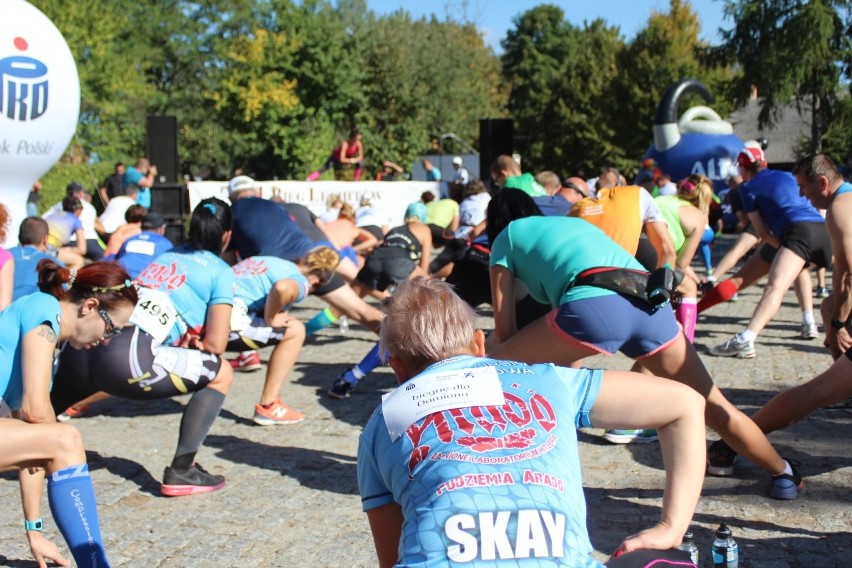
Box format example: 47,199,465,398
779,221,832,269
315,272,346,296
446,257,491,307
356,251,417,291
51,326,221,411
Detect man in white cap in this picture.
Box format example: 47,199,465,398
451,155,469,186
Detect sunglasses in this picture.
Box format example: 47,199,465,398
563,182,587,198
98,309,121,340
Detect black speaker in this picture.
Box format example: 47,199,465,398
146,115,179,184
150,183,187,218
164,218,185,246
479,119,513,182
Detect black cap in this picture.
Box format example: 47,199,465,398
66,181,85,195
142,212,166,229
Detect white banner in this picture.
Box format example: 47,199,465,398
186,180,448,227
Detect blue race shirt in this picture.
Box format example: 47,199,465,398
230,198,315,261
232,256,311,313
0,293,62,409
136,247,234,344
9,246,63,300
358,355,604,567
740,169,824,236
116,231,174,279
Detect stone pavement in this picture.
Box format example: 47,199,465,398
1,236,850,567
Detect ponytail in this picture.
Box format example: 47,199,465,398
38,259,138,310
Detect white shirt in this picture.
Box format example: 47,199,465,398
98,196,135,233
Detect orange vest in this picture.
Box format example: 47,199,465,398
569,186,644,254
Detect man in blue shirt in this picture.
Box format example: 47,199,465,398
710,146,832,359
123,157,158,210
114,212,174,278
8,217,63,300
358,276,703,568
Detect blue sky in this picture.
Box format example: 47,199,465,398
367,0,730,52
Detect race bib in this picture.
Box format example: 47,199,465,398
130,287,179,344
230,297,252,332
382,366,505,442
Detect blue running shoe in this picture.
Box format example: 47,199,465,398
770,459,803,500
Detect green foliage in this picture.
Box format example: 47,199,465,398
715,0,852,153
501,1,731,177
36,162,113,216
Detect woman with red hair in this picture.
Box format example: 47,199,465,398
1,259,137,567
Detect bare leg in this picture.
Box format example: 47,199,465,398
320,284,383,334
750,354,852,434
711,232,759,280
639,336,786,475
744,248,807,336
259,320,305,405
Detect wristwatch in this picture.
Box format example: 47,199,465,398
24,518,44,532
830,318,849,330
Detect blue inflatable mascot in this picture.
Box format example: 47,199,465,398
644,79,744,193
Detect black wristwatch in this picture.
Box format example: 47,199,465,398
830,318,849,330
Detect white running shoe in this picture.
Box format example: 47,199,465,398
801,322,818,340
709,335,756,358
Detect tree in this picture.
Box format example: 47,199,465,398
610,0,734,170
501,5,622,175
715,0,852,153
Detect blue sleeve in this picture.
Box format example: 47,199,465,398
125,168,144,186
739,183,757,213
488,227,512,271
552,365,603,429
357,412,396,512
72,216,84,232
21,294,62,335
209,262,235,306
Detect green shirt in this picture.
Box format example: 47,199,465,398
490,216,644,306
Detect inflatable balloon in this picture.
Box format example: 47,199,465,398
644,79,743,193
0,0,80,245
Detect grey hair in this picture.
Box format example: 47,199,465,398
379,277,477,368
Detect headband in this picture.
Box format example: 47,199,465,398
67,269,77,288
680,181,697,193
91,279,134,293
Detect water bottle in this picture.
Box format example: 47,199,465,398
676,529,699,566
711,522,738,568
338,315,349,334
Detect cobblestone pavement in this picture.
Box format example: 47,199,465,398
1,235,850,567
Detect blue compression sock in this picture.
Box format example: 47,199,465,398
48,464,110,567
305,307,337,335
343,343,386,386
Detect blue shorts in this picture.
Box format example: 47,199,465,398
546,293,680,358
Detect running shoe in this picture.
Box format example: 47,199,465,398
56,405,90,422
707,439,738,476
800,322,819,340
708,335,755,358
327,376,355,400
770,459,803,500
603,429,659,444
253,399,305,426
229,351,262,372
815,287,830,298
161,463,226,497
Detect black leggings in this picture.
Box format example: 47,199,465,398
51,326,221,411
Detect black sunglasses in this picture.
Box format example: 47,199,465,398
98,309,121,340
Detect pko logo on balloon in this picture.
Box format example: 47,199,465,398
1,37,49,122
